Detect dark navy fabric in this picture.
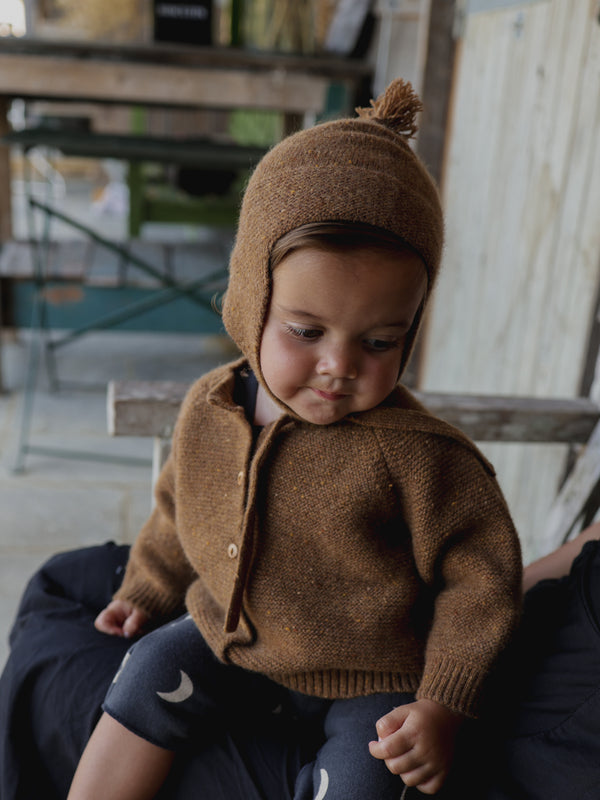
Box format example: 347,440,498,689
104,610,415,799
476,540,600,799
4,540,600,799
0,544,304,800
104,613,310,751
0,543,131,800
293,692,416,800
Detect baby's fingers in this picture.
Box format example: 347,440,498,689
94,600,148,637
369,738,447,796
413,770,448,796
375,704,411,739
122,608,149,638
384,747,446,790
94,605,125,636
369,727,412,763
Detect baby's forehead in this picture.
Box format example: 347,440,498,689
269,245,427,305
270,240,428,285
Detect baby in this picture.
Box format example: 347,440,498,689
68,79,522,800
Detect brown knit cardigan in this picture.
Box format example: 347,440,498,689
116,358,522,717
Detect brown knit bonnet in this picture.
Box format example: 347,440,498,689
222,78,444,403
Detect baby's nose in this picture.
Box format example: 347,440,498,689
317,345,358,379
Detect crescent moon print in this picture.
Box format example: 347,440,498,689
314,768,329,800
112,651,131,685
156,670,194,703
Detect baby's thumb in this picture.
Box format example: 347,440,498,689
123,609,145,638
376,703,410,739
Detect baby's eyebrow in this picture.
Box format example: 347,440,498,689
378,320,412,329
276,303,413,332
365,317,414,333
275,304,322,320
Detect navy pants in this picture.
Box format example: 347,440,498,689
104,613,414,800
10,539,600,799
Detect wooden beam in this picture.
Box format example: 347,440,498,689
108,381,600,518
3,129,268,168
0,53,330,113
542,419,600,547
413,391,600,444
108,380,600,443
107,380,190,438
0,38,372,81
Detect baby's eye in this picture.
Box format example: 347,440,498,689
364,338,401,352
285,325,321,340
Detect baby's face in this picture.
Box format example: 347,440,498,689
259,246,427,425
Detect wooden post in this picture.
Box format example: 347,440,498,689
0,98,12,242
0,98,12,392
543,420,600,549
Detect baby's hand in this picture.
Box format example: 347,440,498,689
368,698,464,795
94,599,149,638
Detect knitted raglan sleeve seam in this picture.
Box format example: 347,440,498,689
368,424,484,503
365,415,497,479
369,427,404,502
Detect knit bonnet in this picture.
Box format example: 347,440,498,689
222,78,444,400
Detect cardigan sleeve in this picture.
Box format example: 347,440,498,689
378,428,523,716
113,429,196,621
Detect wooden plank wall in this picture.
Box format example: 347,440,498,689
419,0,600,561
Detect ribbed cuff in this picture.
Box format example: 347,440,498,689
113,582,182,621
416,657,484,717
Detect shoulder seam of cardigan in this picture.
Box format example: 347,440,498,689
362,415,497,477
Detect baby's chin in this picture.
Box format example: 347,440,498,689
285,398,354,426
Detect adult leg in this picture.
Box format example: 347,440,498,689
0,543,131,800
294,692,414,800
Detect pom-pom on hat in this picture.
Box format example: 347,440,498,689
222,78,444,390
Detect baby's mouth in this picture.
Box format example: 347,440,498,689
311,387,347,401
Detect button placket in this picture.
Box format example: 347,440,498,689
225,421,289,633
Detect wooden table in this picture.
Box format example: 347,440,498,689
0,37,371,240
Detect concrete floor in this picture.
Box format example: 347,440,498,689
0,327,236,672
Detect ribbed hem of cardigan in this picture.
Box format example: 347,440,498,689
266,669,422,699
416,657,483,718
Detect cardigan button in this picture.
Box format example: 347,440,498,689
237,470,244,485
227,543,239,559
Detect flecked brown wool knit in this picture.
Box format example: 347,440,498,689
115,80,523,718
116,362,522,717
222,79,444,402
